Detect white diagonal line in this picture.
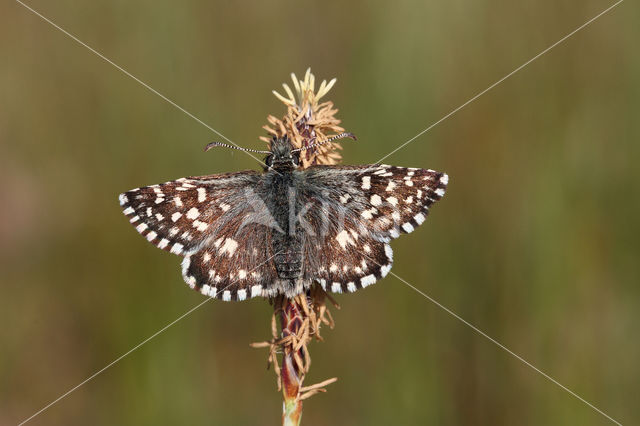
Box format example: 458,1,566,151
389,270,623,425
15,0,269,169
17,252,280,425
358,242,622,425
360,248,623,424
375,0,623,165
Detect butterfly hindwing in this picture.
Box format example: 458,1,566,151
180,226,279,301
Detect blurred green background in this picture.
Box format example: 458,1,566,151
1,0,638,424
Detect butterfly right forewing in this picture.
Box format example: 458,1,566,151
301,164,447,293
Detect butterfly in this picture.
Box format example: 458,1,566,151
119,134,448,301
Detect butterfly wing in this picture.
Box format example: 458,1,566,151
300,164,448,293
119,171,280,301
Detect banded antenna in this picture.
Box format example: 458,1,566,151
291,132,357,153
204,142,271,154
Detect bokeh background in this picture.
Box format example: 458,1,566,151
1,0,638,424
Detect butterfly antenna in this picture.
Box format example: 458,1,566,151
291,132,357,153
204,142,271,154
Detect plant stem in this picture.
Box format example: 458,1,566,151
280,297,305,426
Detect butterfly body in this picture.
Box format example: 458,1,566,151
119,138,448,301
263,170,306,294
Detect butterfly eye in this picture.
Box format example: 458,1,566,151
265,155,274,167
292,155,299,166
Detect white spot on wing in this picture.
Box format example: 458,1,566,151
136,223,148,233
435,188,445,197
402,222,415,233
440,174,449,185
361,274,376,287
331,282,342,293
335,230,354,249
385,181,396,192
186,207,200,219
158,238,169,249
370,194,382,206
251,285,262,298
237,289,247,301
119,194,128,205
361,207,378,220
220,238,238,256
361,176,371,190
192,220,208,231
181,256,190,273
347,282,357,292
171,212,182,222
385,244,393,261
414,213,425,224
170,243,184,254
197,187,206,202
146,231,157,241
222,291,231,301
123,207,134,215
186,275,196,289
381,264,392,277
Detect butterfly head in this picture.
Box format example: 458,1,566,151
265,137,300,171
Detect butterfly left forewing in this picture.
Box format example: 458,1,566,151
119,171,261,255
120,170,282,301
